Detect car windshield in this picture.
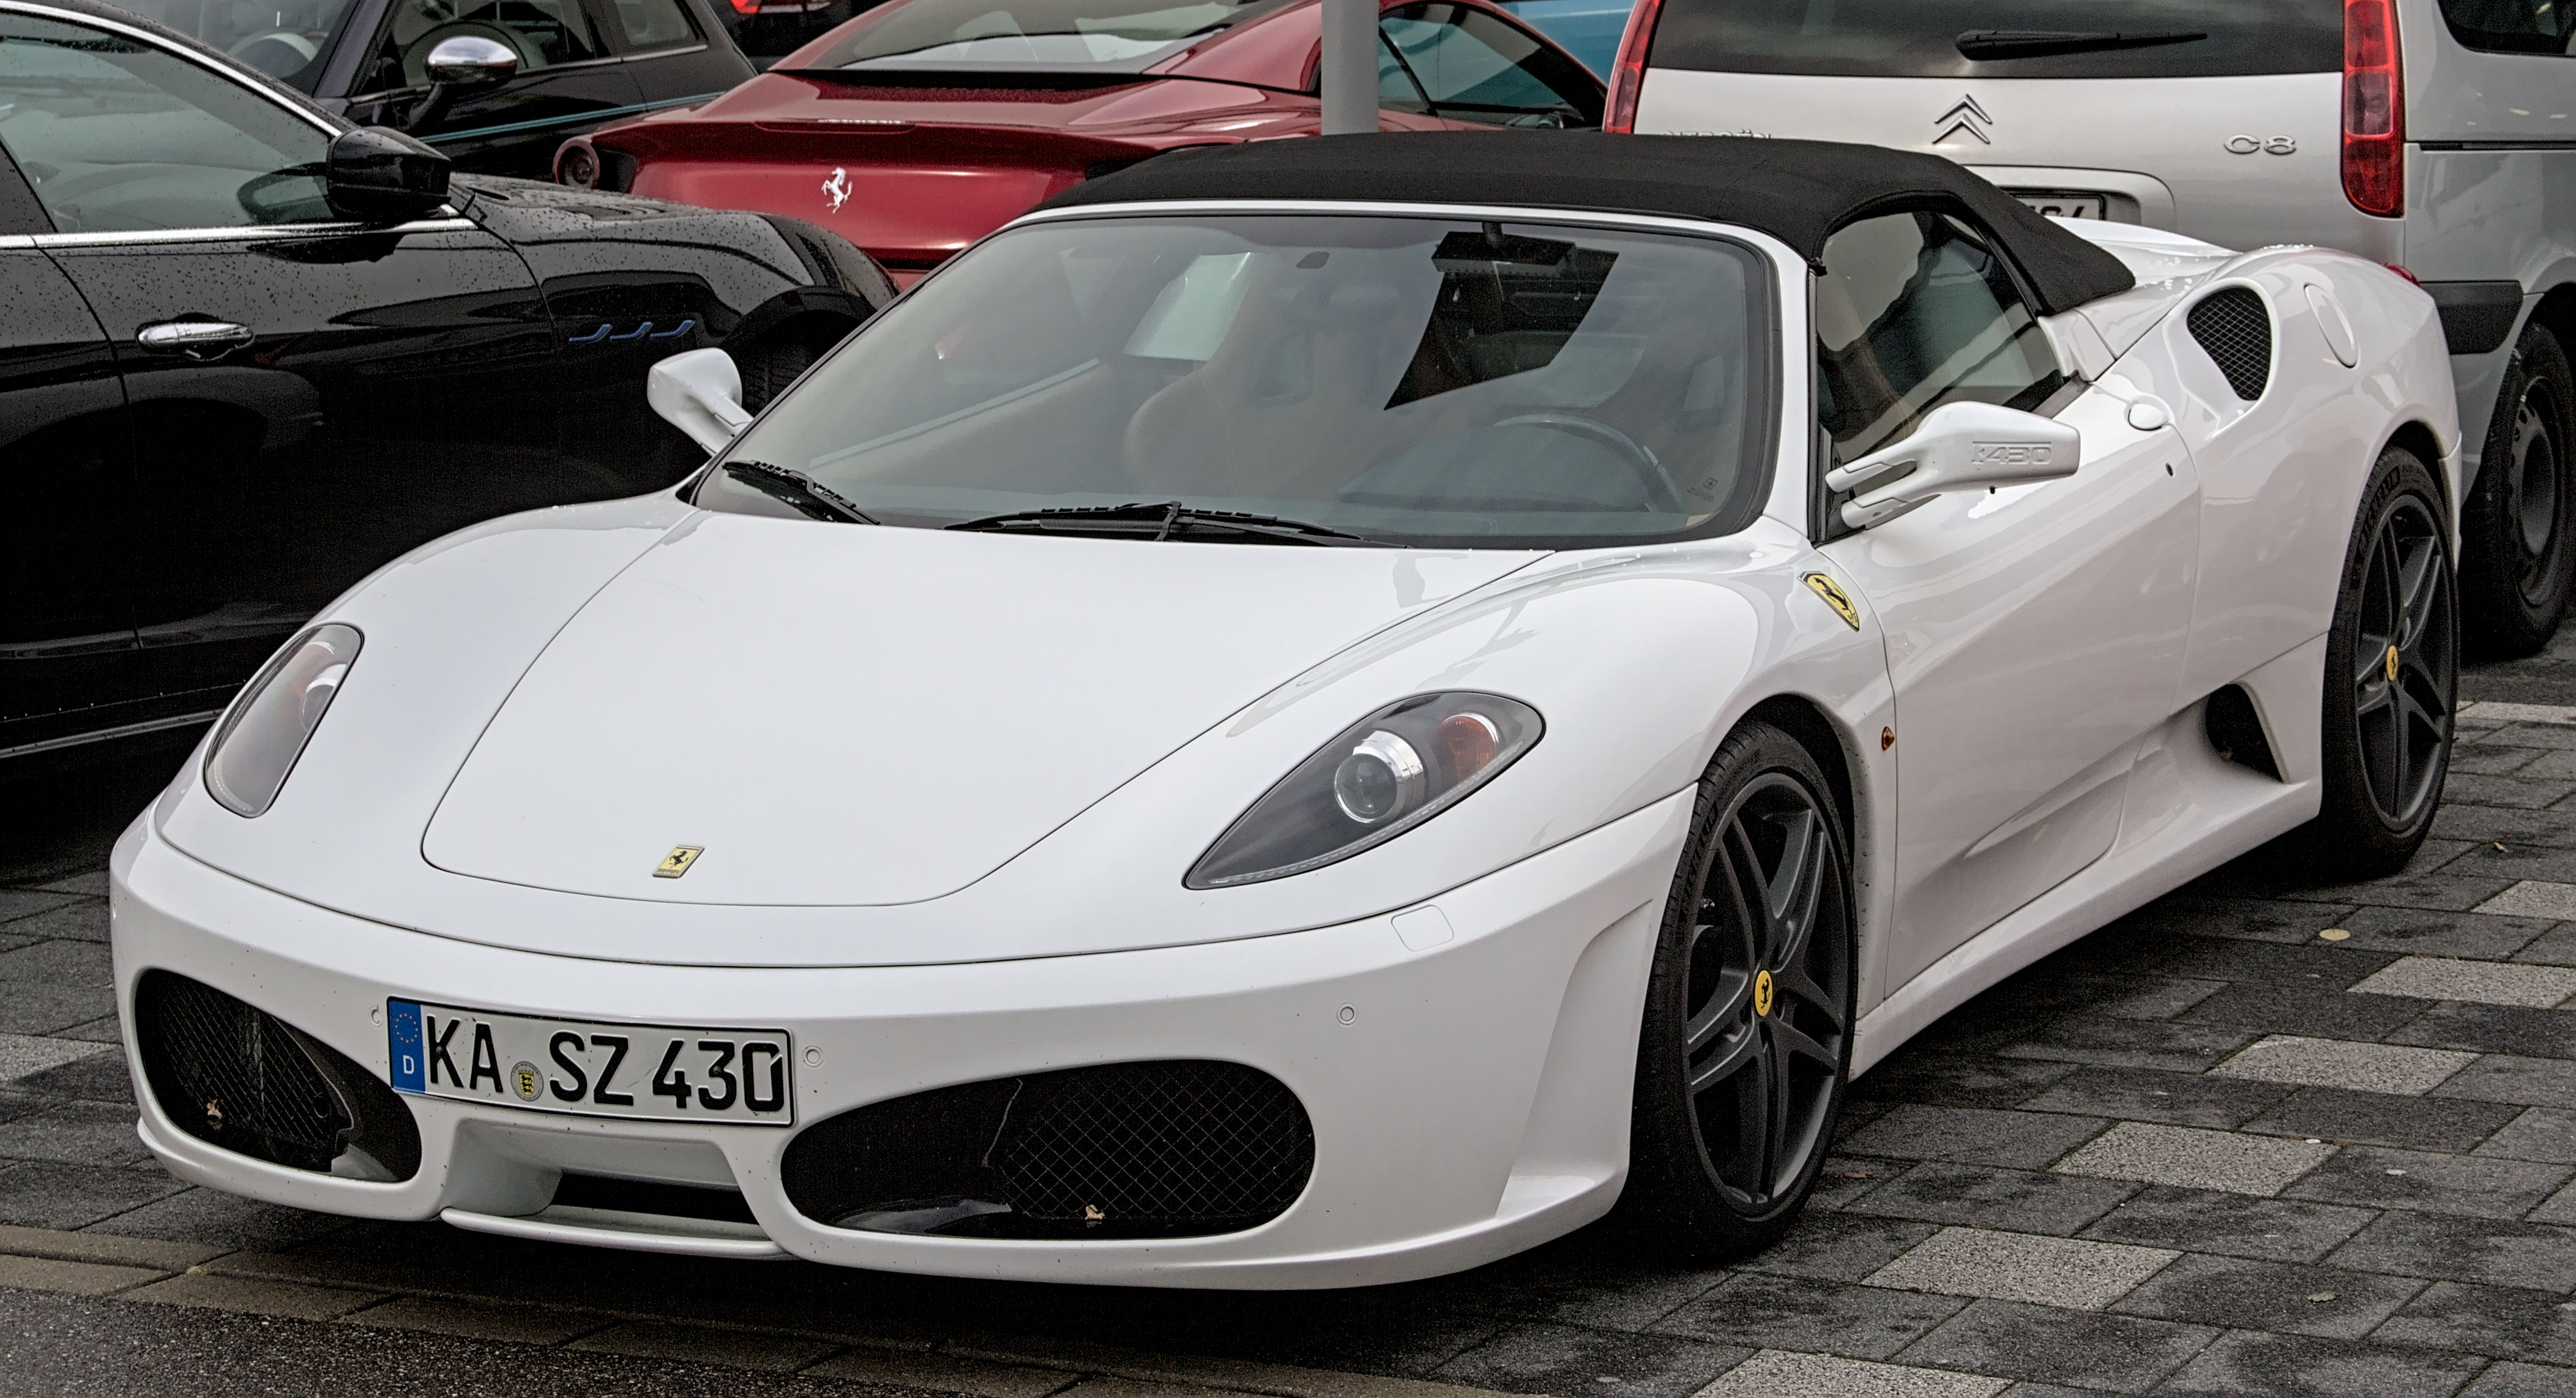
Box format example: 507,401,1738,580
700,215,1778,548
1649,0,2344,79
802,0,1294,70
114,0,367,88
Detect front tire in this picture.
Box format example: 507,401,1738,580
2301,444,2457,879
2462,323,2575,657
1620,720,1855,1260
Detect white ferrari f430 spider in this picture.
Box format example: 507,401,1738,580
114,134,2459,1287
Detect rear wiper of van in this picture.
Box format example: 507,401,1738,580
1956,29,2206,59
946,501,1386,545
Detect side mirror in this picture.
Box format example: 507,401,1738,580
424,34,519,86
649,349,752,454
323,126,451,223
1823,400,2082,530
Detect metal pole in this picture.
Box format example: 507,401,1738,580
1319,0,1376,135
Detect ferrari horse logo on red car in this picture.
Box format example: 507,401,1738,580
822,167,852,214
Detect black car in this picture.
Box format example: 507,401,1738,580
100,0,755,177
1,0,892,761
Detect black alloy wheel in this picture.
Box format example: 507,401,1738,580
2302,445,2456,878
2464,324,2575,657
1621,720,1854,1258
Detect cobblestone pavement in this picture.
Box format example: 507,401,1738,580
9,639,2576,1396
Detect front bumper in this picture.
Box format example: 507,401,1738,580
110,791,1689,1288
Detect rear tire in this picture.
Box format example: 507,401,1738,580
2462,323,2575,657
1619,720,1855,1261
737,322,853,411
2298,444,2456,880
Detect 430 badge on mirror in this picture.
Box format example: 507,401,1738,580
387,1002,795,1124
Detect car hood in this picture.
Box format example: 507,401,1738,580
420,513,1537,907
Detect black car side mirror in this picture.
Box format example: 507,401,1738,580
325,127,452,223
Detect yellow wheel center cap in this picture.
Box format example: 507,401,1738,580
2386,644,2401,682
1753,969,1775,1017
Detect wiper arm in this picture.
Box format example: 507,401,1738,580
1956,29,2206,59
721,460,879,525
945,501,1386,546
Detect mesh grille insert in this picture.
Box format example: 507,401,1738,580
2188,288,2272,400
134,970,420,1179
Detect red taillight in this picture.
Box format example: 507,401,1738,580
729,0,760,15
1602,0,1665,133
2342,0,2403,217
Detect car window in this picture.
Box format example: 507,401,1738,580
113,0,366,89
1813,210,2064,466
1376,2,1600,127
0,12,335,233
1648,0,2345,79
700,214,1779,548
603,0,701,51
2439,0,2576,54
805,0,1297,70
364,0,610,90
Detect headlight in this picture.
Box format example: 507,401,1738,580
1187,692,1542,889
203,624,361,817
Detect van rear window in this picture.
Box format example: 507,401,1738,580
1648,0,2344,78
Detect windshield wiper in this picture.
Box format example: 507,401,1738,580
945,501,1386,546
1956,29,2206,59
721,460,879,525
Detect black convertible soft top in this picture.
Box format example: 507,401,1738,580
1040,132,2137,315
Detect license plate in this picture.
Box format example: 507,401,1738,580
2014,191,2108,220
387,1000,794,1126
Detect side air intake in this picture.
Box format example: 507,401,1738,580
133,970,422,1181
2187,288,2273,400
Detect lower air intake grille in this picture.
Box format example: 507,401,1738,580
134,970,420,1180
2188,288,2273,400
782,1060,1313,1240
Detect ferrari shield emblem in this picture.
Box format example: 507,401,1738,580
1753,969,1775,1017
655,846,704,879
1802,572,1861,630
2386,644,2400,682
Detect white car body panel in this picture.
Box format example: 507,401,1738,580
116,201,2454,1285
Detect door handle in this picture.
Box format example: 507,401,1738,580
137,320,254,359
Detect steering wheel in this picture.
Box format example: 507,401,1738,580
228,29,318,77
1488,412,1688,514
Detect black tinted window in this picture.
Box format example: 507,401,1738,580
2440,0,2576,54
1650,0,2345,78
1377,4,1602,127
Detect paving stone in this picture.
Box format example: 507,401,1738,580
12,1047,132,1104
2480,723,2576,750
2243,1087,2524,1153
2351,957,2576,1007
2319,905,2556,960
2051,1122,2334,1197
2436,806,2576,847
1734,1215,1943,1283
341,1295,610,1346
29,873,106,897
2017,1066,2292,1130
569,1321,839,1372
0,1034,109,1090
2154,939,2397,990
2446,842,2576,881
0,1252,165,1295
1839,1107,2107,1171
2477,1108,2576,1164
126,1271,386,1320
0,1161,186,1230
2208,1036,2477,1094
2481,883,2576,920
1811,1156,1905,1211
2275,872,2517,913
2435,1055,2576,1107
2325,1210,2576,1291
1430,1320,1744,1398
2459,1361,2576,1397
50,1017,124,1045
0,942,113,1036
1996,1017,2253,1073
2371,1280,2576,1363
1864,1228,2175,1310
1850,1058,2075,1111
2177,981,2435,1040
1435,1249,1728,1331
1892,1300,2215,1392
1697,1351,2007,1398
1992,969,2229,1020
2440,775,2576,809
2077,1186,2375,1263
2113,898,2354,948
2458,703,2576,726
2513,924,2576,966
0,1101,158,1168
85,1187,349,1250
2282,1145,2571,1219
0,900,106,943
2529,1178,2576,1224
2151,1329,2484,1396
2104,1252,2424,1340
0,1224,221,1270
2447,744,2545,776
2388,1001,2576,1060
1655,1276,1966,1360
0,891,79,925
805,1348,1078,1398
1843,1162,2138,1237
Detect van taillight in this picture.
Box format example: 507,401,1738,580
1602,0,1666,133
2342,0,2403,217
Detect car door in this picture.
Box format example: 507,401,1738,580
600,0,755,116
1810,209,2201,986
0,7,559,723
1375,1,1603,128
0,107,138,755
339,0,644,176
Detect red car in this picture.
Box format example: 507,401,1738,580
554,0,1603,283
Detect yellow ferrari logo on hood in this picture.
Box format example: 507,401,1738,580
655,846,704,878
1802,572,1861,630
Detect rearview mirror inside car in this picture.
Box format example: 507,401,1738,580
1824,401,2083,530
324,127,451,223
649,349,753,454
